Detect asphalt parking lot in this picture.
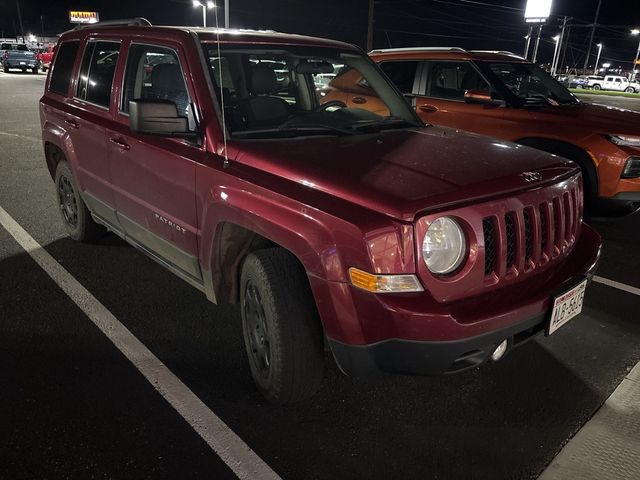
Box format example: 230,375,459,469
0,71,639,480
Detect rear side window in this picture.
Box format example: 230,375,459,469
49,41,80,96
379,61,419,94
76,41,121,108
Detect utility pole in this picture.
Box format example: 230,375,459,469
367,0,375,52
40,15,45,36
225,0,229,28
15,0,24,42
583,0,602,71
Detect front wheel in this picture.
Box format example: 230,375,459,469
625,87,634,93
240,248,325,404
54,161,105,242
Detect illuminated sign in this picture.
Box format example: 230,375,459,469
69,11,100,24
524,0,552,24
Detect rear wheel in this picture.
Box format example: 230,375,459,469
54,161,105,242
625,87,634,93
592,84,601,90
240,248,325,404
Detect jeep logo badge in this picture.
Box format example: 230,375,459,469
521,171,542,183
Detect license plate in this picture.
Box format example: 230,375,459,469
19,62,26,65
548,280,587,335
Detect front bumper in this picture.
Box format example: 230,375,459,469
4,62,37,69
328,311,548,377
320,223,601,377
596,190,640,217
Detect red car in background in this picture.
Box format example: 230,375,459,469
37,45,55,71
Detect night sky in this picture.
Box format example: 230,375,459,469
1,0,639,70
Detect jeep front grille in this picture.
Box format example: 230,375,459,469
482,183,581,280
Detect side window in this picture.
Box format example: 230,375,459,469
49,41,80,96
425,61,491,101
121,44,195,129
76,41,120,108
379,61,419,95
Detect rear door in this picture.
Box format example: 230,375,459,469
107,40,203,283
65,39,122,226
413,60,506,136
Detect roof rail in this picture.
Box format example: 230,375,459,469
72,18,152,31
369,47,468,54
470,50,523,58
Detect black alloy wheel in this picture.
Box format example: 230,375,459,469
58,174,78,228
243,280,272,379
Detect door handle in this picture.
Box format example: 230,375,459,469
64,117,79,129
352,96,367,104
110,137,130,151
419,104,438,113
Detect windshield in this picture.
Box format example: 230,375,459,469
202,44,421,138
479,61,580,107
2,43,29,51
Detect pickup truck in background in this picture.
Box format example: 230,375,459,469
2,46,39,73
594,75,640,93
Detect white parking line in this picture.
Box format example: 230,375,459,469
593,276,640,297
0,205,281,480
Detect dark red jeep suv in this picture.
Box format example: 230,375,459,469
40,19,601,403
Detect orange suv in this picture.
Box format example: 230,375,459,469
323,47,640,216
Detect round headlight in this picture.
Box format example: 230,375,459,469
422,217,466,275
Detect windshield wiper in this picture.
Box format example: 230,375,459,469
352,116,422,131
233,123,356,138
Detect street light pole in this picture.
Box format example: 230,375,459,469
193,1,215,27
524,26,533,60
594,43,603,75
532,25,543,63
632,29,640,81
551,35,560,76
225,0,229,28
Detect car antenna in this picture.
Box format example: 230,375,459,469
213,5,229,168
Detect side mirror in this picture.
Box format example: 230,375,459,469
464,89,500,105
129,100,194,138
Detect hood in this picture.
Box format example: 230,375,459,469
235,126,578,222
529,102,640,135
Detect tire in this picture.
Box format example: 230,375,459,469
592,84,601,90
54,161,105,242
240,248,324,404
625,87,634,93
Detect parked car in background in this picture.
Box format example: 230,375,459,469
41,22,601,403
37,45,55,71
324,47,640,216
2,48,39,73
567,76,588,89
597,75,640,93
584,75,605,89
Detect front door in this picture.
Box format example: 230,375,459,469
413,60,506,137
107,41,203,283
